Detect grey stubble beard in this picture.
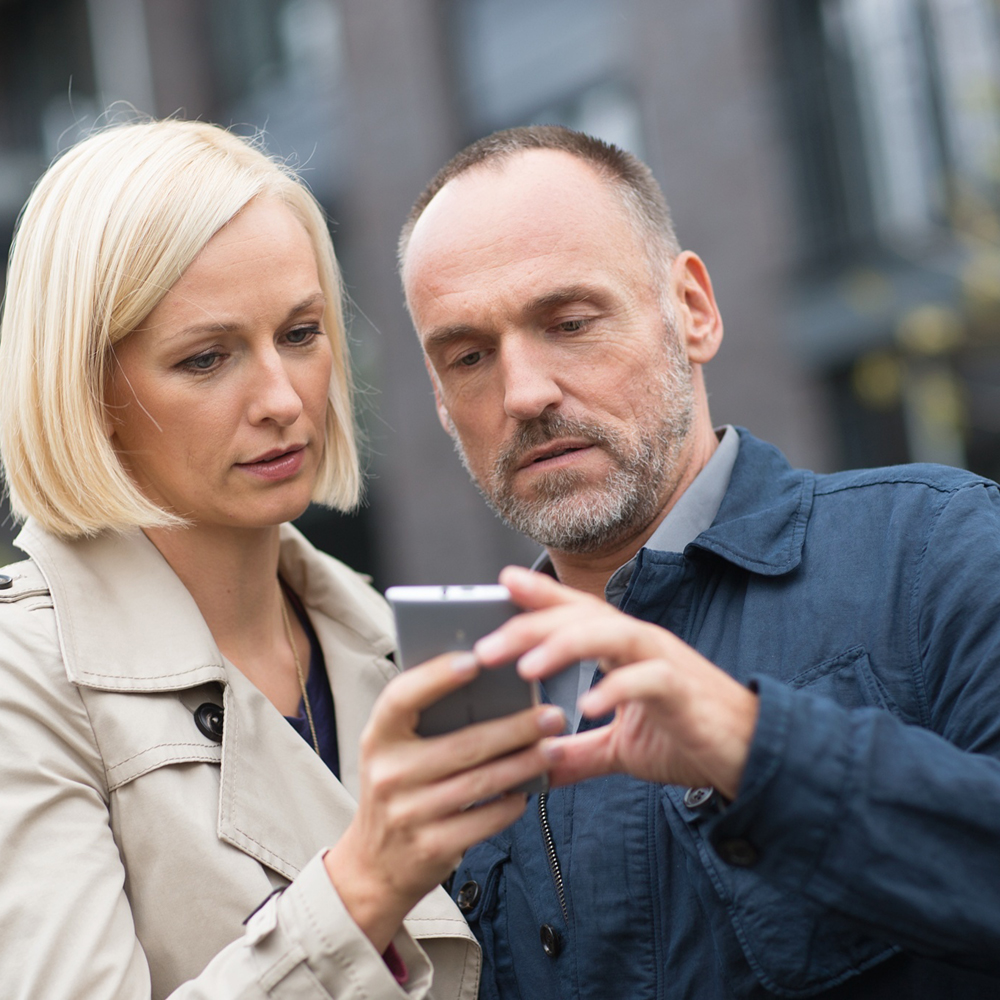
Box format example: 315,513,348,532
448,331,695,555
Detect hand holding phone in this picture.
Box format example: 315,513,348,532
386,584,549,794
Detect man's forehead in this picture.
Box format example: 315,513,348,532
441,146,603,197
405,149,629,268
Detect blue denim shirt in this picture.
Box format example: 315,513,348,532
452,429,1000,998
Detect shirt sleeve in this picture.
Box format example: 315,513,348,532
702,482,1000,970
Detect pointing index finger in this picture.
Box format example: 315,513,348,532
498,565,598,611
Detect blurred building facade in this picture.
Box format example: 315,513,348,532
1,0,998,583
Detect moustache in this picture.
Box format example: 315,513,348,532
493,414,614,479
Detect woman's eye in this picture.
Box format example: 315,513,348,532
285,325,320,345
182,351,222,372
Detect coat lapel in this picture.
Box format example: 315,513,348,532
276,528,397,802
216,662,359,880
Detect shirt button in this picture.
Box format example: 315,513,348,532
540,924,562,958
194,703,225,742
0,573,12,590
715,837,759,867
683,786,716,809
456,880,480,913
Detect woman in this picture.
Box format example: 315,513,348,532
0,120,561,999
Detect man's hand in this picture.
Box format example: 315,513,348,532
474,566,759,800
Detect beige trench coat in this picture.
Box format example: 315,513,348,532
0,520,479,999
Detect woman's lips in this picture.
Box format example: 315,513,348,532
236,446,306,481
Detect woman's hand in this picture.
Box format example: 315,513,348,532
474,566,759,800
324,650,564,953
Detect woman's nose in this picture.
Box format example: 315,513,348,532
247,351,304,426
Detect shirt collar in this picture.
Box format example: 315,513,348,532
604,425,739,603
687,428,813,576
531,426,813,588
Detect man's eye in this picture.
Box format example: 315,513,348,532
458,351,483,367
557,319,587,333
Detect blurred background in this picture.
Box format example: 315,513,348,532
1,0,999,587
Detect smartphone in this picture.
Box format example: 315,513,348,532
385,584,548,795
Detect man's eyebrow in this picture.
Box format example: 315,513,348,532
527,285,609,314
420,286,608,350
167,292,326,340
421,324,478,351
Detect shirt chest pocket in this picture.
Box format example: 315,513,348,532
666,646,902,997
786,644,905,719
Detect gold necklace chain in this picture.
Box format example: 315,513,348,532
280,589,320,755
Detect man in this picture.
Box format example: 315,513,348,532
398,126,1000,998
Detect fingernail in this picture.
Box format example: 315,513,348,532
451,652,478,675
577,691,600,714
542,738,565,763
518,649,543,674
473,634,503,661
538,706,566,734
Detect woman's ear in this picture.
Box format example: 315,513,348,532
670,251,724,366
102,352,126,441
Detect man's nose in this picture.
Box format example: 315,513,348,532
247,351,304,426
500,338,563,420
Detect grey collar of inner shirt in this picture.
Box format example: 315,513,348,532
603,424,740,605
532,425,741,730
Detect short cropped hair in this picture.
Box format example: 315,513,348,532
0,119,359,538
398,125,681,273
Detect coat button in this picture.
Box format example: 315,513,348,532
683,786,716,810
0,573,12,590
715,837,759,867
194,703,224,742
456,880,480,913
539,924,562,958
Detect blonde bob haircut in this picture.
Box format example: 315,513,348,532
0,119,359,538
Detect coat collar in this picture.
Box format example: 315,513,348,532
687,428,815,576
15,520,228,691
14,520,395,696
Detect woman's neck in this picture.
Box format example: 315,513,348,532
143,522,308,712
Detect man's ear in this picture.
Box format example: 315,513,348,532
671,251,723,365
423,354,456,437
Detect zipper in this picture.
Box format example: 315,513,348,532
538,792,569,924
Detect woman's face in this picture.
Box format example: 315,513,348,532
108,196,335,531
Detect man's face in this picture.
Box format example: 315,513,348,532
403,150,697,556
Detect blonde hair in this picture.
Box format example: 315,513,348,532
0,119,359,537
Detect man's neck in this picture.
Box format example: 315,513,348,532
546,422,720,599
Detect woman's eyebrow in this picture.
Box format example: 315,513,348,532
165,292,328,341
